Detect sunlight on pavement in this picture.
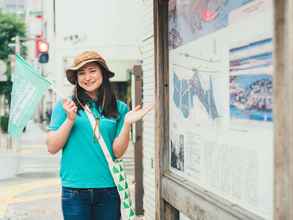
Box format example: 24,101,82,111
0,178,59,218
8,192,60,205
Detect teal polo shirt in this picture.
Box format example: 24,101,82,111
48,99,129,188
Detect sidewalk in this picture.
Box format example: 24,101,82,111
0,122,61,220
0,121,138,220
0,173,61,220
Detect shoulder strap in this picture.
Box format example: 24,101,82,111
84,105,114,166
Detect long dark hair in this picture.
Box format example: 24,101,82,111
72,67,118,118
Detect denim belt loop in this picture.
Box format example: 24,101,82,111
89,189,94,203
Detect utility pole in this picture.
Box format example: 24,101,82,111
6,35,20,149
15,36,20,54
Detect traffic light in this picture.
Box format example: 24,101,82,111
39,52,49,64
36,39,49,63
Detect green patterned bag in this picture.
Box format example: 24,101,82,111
111,159,136,219
84,106,135,219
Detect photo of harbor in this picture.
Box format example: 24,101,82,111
230,74,272,121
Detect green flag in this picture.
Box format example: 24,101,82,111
8,54,51,138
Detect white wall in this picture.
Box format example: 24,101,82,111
56,0,143,92
141,0,156,219
55,0,142,49
41,0,144,96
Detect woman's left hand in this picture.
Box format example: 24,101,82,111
125,104,154,125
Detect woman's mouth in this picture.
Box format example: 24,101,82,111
84,82,95,86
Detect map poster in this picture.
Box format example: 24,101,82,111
168,0,273,219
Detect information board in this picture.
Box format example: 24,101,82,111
168,1,273,219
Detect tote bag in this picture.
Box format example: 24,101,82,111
84,106,136,219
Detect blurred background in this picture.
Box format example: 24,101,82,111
0,0,143,219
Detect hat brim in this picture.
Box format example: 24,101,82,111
65,59,115,84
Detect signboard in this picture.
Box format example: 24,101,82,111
168,0,273,219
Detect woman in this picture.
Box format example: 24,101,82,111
47,51,152,220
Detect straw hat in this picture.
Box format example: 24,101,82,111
65,51,115,84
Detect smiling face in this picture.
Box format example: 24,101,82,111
77,62,103,99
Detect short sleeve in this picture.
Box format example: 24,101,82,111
115,101,129,138
48,100,67,131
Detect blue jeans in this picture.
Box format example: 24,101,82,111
62,186,121,220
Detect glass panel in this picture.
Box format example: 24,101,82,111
168,1,273,219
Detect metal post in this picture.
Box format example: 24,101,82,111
15,35,20,54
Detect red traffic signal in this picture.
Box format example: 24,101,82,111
36,39,49,55
37,41,49,53
35,39,49,63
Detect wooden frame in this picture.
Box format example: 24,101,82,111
154,0,174,219
133,65,144,215
154,0,293,219
274,1,293,219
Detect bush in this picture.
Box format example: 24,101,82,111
0,115,9,133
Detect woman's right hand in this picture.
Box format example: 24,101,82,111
63,99,77,122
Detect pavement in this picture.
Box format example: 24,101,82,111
0,121,137,220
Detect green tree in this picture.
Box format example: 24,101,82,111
0,12,26,132
0,12,26,62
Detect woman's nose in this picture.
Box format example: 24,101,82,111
84,72,91,80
